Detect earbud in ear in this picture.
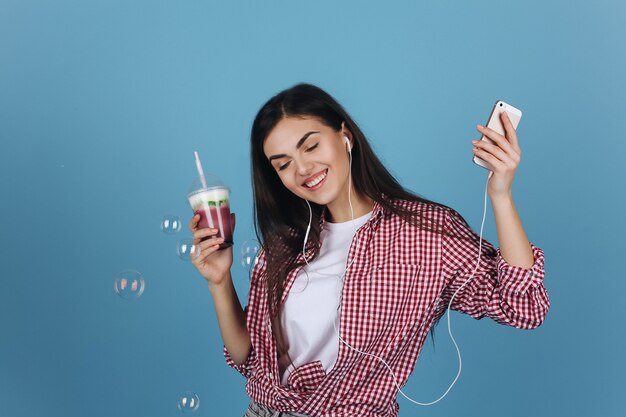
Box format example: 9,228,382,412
344,136,351,152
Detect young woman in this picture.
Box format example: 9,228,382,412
188,83,550,417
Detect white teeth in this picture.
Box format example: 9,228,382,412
305,170,327,188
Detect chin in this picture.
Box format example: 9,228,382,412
308,191,339,207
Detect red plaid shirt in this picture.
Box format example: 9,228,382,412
224,199,550,416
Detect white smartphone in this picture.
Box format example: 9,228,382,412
473,100,522,171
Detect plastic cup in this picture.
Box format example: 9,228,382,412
187,175,233,250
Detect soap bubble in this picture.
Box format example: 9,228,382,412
114,270,145,299
177,391,200,412
177,238,201,261
161,215,182,234
240,239,261,271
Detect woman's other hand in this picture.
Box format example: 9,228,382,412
472,111,521,200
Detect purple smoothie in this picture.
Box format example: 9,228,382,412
195,203,233,249
187,182,233,250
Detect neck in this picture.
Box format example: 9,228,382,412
326,190,374,223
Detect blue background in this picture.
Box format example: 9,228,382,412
1,1,624,416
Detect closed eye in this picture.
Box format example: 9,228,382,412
278,143,318,171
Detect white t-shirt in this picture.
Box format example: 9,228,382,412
279,210,373,386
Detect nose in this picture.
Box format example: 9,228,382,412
295,157,314,177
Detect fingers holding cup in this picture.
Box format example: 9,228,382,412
188,213,200,233
191,235,225,267
192,226,219,244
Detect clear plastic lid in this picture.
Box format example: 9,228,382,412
186,175,231,208
187,175,230,196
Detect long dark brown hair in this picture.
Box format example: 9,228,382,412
250,83,480,368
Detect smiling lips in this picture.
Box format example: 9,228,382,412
303,169,328,189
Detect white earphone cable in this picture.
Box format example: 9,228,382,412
300,134,491,405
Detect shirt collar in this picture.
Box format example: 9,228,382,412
318,195,386,230
296,196,386,263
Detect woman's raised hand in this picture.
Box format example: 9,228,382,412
472,111,522,200
188,212,236,287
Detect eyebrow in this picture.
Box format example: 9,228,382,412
268,131,319,162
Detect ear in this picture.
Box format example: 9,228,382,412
340,122,353,147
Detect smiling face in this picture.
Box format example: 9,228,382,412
263,116,352,207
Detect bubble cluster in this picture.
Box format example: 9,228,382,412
114,270,145,299
161,215,182,234
177,238,201,261
177,391,200,413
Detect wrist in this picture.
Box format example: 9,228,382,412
208,272,232,294
490,191,513,205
